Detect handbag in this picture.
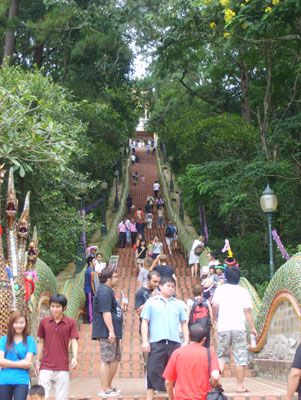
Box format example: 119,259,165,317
206,348,227,400
194,244,204,256
135,248,145,259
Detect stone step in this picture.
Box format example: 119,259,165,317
72,149,265,396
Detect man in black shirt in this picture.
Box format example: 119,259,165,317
92,267,127,397
135,271,161,316
135,271,161,374
151,254,177,285
287,344,301,400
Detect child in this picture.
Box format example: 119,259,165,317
28,384,45,400
141,174,145,183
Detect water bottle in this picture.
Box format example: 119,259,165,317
250,333,256,347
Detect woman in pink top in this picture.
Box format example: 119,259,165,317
129,218,137,246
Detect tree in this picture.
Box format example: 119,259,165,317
2,0,20,65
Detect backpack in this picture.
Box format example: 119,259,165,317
188,299,211,329
194,244,204,256
165,226,173,238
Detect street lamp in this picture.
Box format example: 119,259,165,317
169,156,174,192
119,147,123,178
76,180,88,274
260,184,278,279
78,181,88,213
114,169,119,212
100,180,108,236
179,190,184,221
163,143,167,164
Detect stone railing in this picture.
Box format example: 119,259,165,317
62,155,131,320
156,150,208,266
98,155,130,262
250,253,301,381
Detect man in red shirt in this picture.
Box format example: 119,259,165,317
163,324,220,400
35,294,79,400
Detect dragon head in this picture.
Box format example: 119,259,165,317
6,168,18,219
26,227,39,270
18,192,30,239
18,218,29,238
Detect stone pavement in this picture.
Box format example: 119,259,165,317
59,147,290,400
66,376,287,399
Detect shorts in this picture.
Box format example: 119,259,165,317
136,258,144,264
147,340,180,391
100,338,121,362
165,237,173,246
217,330,248,365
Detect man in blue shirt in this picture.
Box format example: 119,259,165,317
141,276,188,400
164,222,175,255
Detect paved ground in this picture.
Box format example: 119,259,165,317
66,376,287,399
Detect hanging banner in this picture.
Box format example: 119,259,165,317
199,205,208,244
272,230,290,260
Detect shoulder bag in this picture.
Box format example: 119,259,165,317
206,348,227,400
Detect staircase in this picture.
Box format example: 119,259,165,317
63,147,287,399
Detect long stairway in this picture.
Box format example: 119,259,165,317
66,148,287,399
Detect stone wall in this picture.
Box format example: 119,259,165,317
253,299,300,381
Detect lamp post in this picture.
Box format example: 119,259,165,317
76,181,88,274
163,143,167,164
179,190,184,221
100,180,108,236
119,147,123,178
168,156,174,192
260,184,278,279
114,169,119,212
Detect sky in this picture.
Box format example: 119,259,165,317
133,54,149,78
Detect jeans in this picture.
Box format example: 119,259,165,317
0,384,29,400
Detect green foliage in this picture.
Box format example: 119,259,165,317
0,65,85,177
1,0,140,276
255,281,269,300
0,63,137,275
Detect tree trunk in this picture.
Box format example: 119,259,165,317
256,45,272,161
240,61,251,123
33,43,45,68
2,0,21,66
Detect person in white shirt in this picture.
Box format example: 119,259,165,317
189,235,205,277
212,267,257,393
153,181,160,198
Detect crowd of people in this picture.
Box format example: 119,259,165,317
0,294,78,400
0,141,299,400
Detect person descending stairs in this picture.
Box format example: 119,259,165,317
67,145,287,399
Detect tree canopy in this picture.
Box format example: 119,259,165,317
0,0,140,273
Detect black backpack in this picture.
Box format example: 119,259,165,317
165,226,172,237
188,298,211,329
